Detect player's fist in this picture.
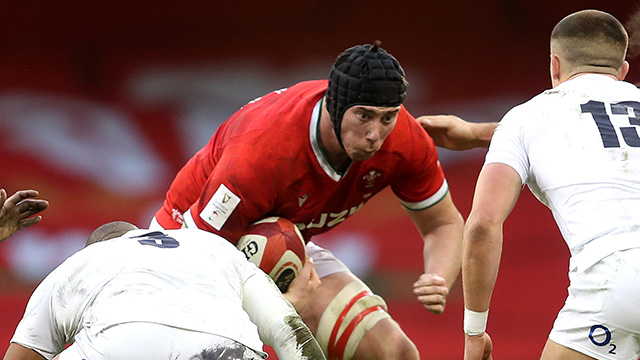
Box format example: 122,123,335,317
283,257,320,313
464,332,493,360
412,273,449,314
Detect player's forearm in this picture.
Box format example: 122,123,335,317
422,223,464,289
469,122,497,149
461,219,502,311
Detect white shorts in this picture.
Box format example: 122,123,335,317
58,322,266,360
549,248,640,360
306,241,350,278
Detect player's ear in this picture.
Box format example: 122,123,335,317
618,60,629,81
550,54,561,81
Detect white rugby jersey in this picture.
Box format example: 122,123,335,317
486,74,640,272
10,228,266,359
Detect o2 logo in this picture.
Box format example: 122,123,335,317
589,325,616,355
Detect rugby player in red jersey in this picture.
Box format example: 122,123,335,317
151,41,464,360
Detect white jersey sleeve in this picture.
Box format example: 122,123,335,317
485,105,530,185
10,261,78,359
243,271,325,360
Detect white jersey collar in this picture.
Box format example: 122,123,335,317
309,98,350,182
558,73,617,89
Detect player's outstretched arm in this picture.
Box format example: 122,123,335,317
417,115,496,150
0,189,49,242
243,271,326,360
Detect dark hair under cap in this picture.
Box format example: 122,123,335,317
325,41,407,150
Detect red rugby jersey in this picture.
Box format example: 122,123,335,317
155,80,448,243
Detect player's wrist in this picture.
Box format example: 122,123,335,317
283,291,304,312
463,308,488,336
470,122,496,148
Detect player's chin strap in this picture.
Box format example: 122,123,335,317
316,279,390,360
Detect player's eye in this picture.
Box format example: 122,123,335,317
382,114,397,124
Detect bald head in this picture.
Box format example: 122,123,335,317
550,10,628,78
86,221,139,246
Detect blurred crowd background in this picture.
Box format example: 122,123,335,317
0,1,636,358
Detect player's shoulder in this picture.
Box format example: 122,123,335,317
242,80,326,114
228,80,324,137
373,107,439,173
288,79,328,93
228,83,324,158
501,90,553,121
388,106,433,147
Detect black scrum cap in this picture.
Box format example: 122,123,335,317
325,41,406,150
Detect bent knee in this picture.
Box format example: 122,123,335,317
313,277,419,360
354,319,419,360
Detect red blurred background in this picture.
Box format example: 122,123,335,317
0,1,636,359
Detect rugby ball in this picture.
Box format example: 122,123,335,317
237,217,306,292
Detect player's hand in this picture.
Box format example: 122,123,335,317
412,273,449,314
0,189,49,242
464,332,493,360
284,257,320,313
417,115,479,150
